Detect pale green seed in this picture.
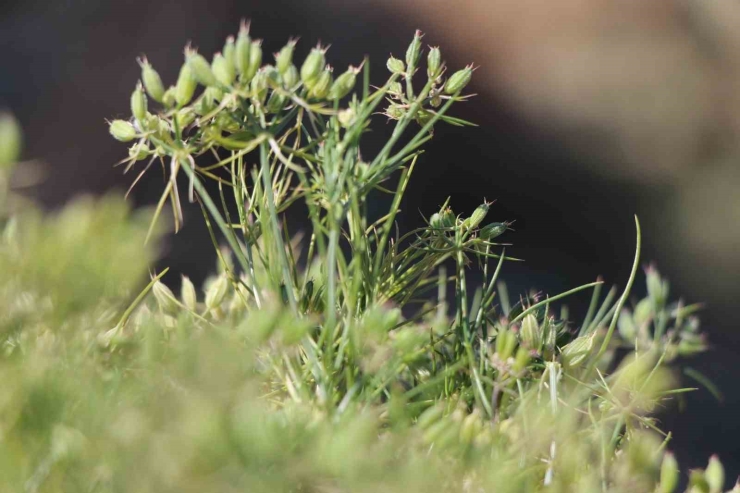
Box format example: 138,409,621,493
444,65,473,94
309,68,332,99
205,275,229,310
175,64,197,106
130,82,148,123
660,453,679,493
128,141,149,161
223,36,236,68
109,120,137,142
212,52,235,86
405,30,423,70
152,280,179,315
282,64,299,88
245,40,263,82
301,47,326,88
386,56,405,75
275,39,296,75
479,222,507,240
186,50,219,87
328,67,358,100
138,57,165,102
520,313,542,350
181,275,197,311
427,46,442,79
706,455,724,493
235,25,252,78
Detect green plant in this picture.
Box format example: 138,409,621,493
0,25,734,492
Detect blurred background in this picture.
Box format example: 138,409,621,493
2,0,739,481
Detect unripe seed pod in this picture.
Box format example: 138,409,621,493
309,68,333,99
223,36,236,68
520,313,542,350
275,39,296,75
480,222,507,240
427,46,442,79
0,112,22,170
495,328,517,361
338,107,356,128
282,64,299,88
251,66,278,104
109,120,137,142
181,275,197,311
205,275,229,311
212,52,235,86
660,452,679,493
441,208,456,228
329,66,359,100
300,279,314,312
417,404,445,430
388,81,403,96
386,56,405,75
130,82,148,123
512,346,531,372
152,280,179,315
459,411,482,444
235,24,252,78
245,40,263,82
175,108,196,131
162,86,177,108
266,91,287,114
175,63,197,106
444,65,473,94
186,49,219,87
465,202,489,230
128,141,149,161
301,47,326,87
706,455,724,493
429,213,442,229
385,103,405,120
405,30,423,70
138,57,165,103
561,332,595,369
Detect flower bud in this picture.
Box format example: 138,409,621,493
301,47,326,87
706,455,724,493
405,30,423,70
186,48,219,88
138,57,165,103
130,82,148,123
205,275,229,311
0,112,22,170
427,46,442,79
386,56,405,75
660,452,679,493
309,67,333,100
275,39,296,75
329,66,359,100
441,208,456,229
109,120,137,142
444,65,473,94
338,107,356,128
283,64,299,88
429,213,442,229
212,52,235,87
152,280,179,315
181,275,197,311
646,264,669,309
175,63,197,106
235,23,252,79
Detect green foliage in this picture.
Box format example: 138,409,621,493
0,25,733,492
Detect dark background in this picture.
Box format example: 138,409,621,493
2,0,739,483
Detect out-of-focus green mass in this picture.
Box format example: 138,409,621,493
0,24,734,493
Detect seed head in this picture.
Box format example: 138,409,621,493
405,30,423,70
128,141,149,161
186,48,219,88
444,64,474,94
329,65,359,100
495,327,517,361
212,52,235,87
137,57,165,103
222,36,236,68
175,63,197,106
301,46,327,88
109,120,137,142
427,46,442,80
275,39,297,75
130,82,148,123
465,201,489,230
520,314,542,351
386,55,405,75
480,222,507,241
